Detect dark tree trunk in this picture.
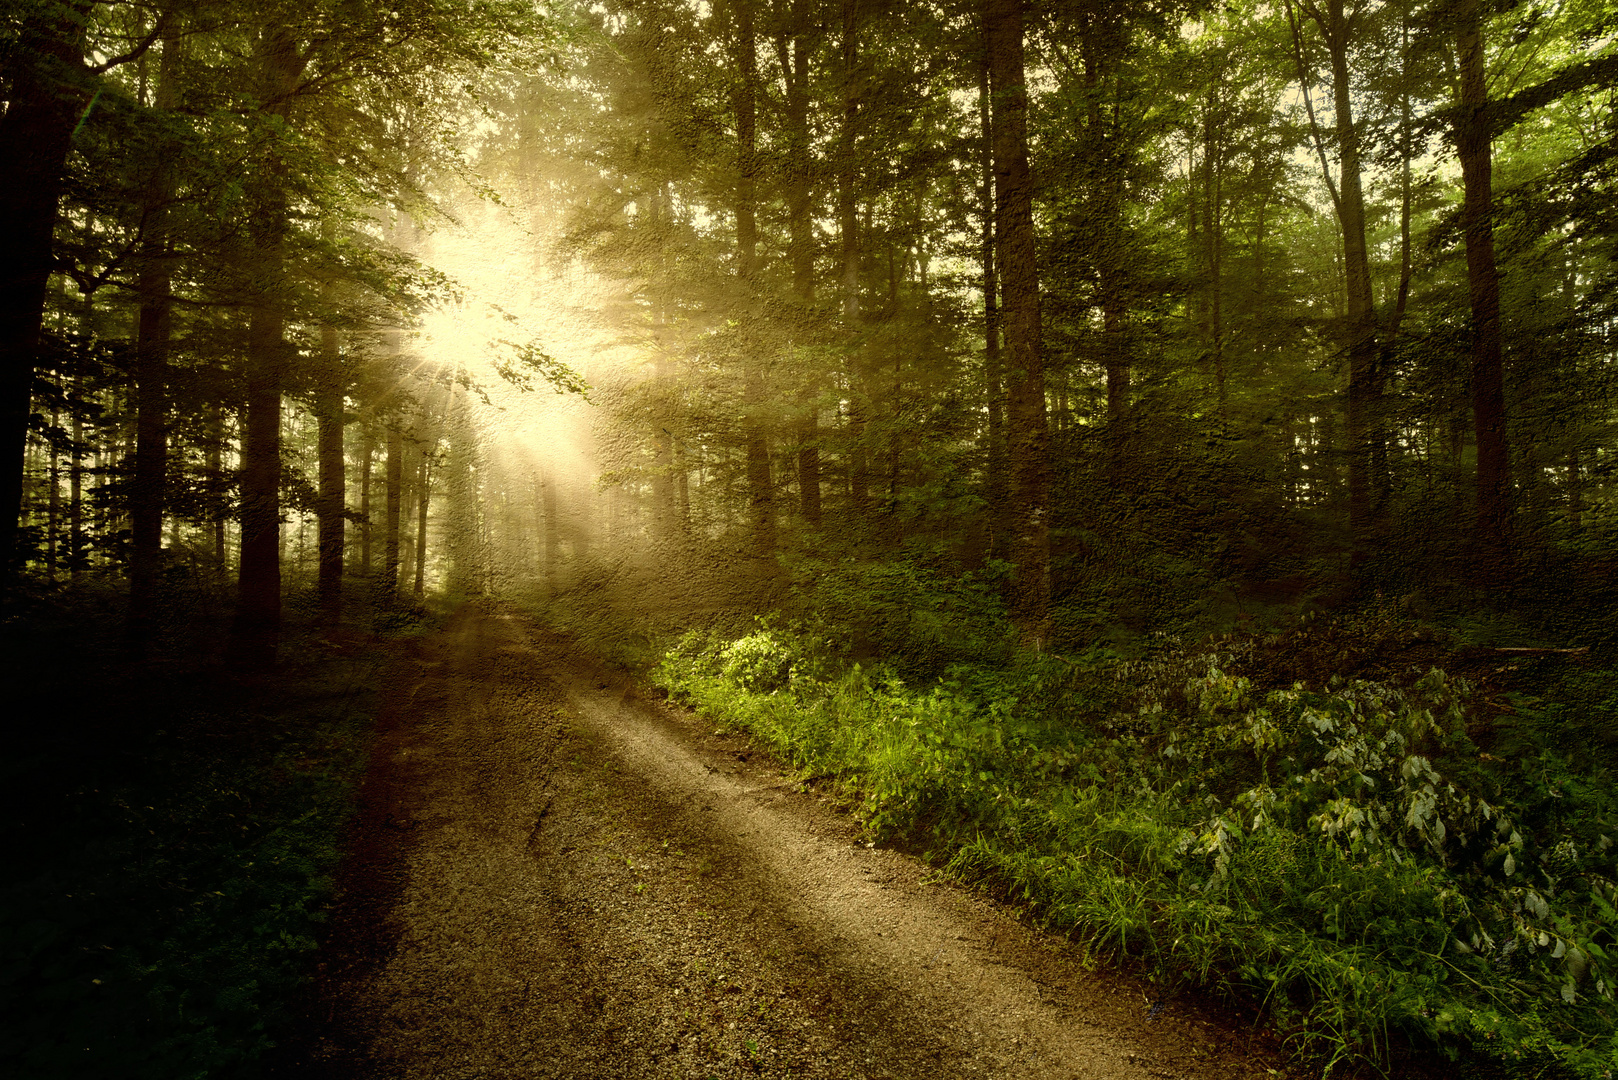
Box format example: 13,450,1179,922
359,428,373,576
128,250,172,651
315,321,345,626
127,25,183,656
734,0,772,555
734,0,760,281
231,300,286,669
779,2,813,302
384,423,403,595
207,400,226,564
0,2,93,599
978,47,1007,557
797,406,822,528
745,377,775,557
70,374,85,578
839,0,871,521
228,24,305,671
47,402,61,581
839,0,861,325
986,0,1050,642
415,447,430,596
1454,0,1511,583
1322,1,1382,571
778,5,821,528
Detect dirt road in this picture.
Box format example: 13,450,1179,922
280,606,1289,1079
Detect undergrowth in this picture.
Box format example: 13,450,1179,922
654,622,1618,1078
0,600,391,1079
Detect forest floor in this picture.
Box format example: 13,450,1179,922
271,603,1299,1080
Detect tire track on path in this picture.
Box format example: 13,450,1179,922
278,605,1290,1080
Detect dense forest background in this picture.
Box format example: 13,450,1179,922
4,0,1618,1076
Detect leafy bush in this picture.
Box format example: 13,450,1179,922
719,630,799,693
655,631,1618,1078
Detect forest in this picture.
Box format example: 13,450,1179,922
3,0,1617,1076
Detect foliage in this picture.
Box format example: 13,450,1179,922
655,625,1618,1077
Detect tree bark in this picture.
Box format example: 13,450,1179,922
315,319,345,626
1288,0,1383,574
779,2,813,303
734,0,760,281
778,5,822,528
1454,0,1511,583
207,400,226,564
128,23,184,656
231,299,287,669
734,0,773,556
978,46,1008,558
1077,12,1130,468
228,24,305,670
1322,1,1382,570
358,427,374,576
70,373,85,578
384,422,403,595
986,0,1050,642
840,0,869,520
415,446,430,595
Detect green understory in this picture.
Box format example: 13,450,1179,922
654,612,1618,1078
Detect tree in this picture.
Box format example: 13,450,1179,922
986,0,1050,641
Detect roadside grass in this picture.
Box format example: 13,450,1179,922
0,593,397,1080
653,623,1618,1078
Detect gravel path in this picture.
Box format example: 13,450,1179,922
279,606,1291,1079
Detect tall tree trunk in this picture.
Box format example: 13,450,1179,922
1288,0,1383,575
0,1,93,601
315,319,345,626
778,6,822,528
986,0,1050,642
1203,73,1227,410
70,374,85,578
1567,445,1583,533
780,3,813,303
978,47,1008,557
228,24,305,670
840,0,870,519
231,299,286,669
734,0,760,282
384,422,403,595
47,401,61,582
734,0,772,556
796,396,822,528
1454,0,1511,583
745,376,775,557
208,400,226,564
1078,13,1130,470
359,427,374,576
128,23,183,656
1324,3,1381,571
415,446,430,595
